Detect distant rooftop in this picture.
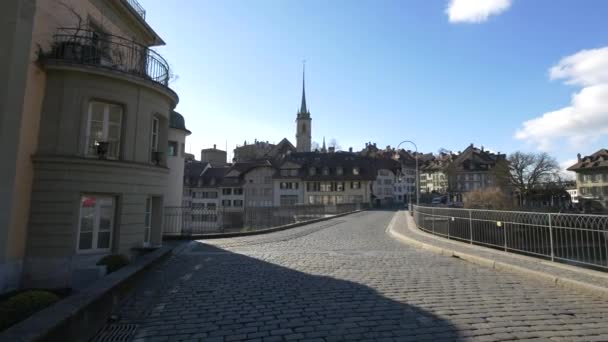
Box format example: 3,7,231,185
568,149,608,171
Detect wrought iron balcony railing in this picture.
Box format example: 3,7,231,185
126,0,146,19
43,28,170,87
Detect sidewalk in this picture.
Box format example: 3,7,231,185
388,210,608,298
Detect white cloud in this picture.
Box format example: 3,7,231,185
549,47,608,86
559,159,577,180
446,0,512,23
515,47,608,151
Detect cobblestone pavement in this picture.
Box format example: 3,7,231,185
111,210,608,341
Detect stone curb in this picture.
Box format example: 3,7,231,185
164,209,365,240
0,245,176,342
387,211,608,299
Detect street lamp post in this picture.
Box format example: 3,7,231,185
397,140,419,207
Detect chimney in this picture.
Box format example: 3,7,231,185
329,146,335,153
349,147,353,153
577,153,582,162
481,146,484,152
213,144,216,149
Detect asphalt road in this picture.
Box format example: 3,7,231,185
106,210,608,342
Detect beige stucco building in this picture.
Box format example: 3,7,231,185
568,149,608,212
370,159,400,206
281,152,374,205
419,153,453,194
1,0,178,291
201,145,228,166
446,144,509,202
243,164,276,207
274,161,305,206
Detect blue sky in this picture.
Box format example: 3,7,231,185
142,0,608,169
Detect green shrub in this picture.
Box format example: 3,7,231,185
97,254,130,274
0,290,60,331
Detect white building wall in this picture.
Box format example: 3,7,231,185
373,169,396,204
304,181,371,205
243,167,275,207
273,179,304,206
219,187,244,208
166,128,187,207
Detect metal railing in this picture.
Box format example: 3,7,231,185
43,28,170,86
126,0,146,19
163,203,367,236
413,205,608,271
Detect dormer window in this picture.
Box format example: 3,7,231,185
322,167,329,176
353,167,360,175
309,167,316,176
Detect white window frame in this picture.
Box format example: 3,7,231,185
77,195,115,253
86,102,122,160
143,197,152,247
168,140,178,157
150,117,160,162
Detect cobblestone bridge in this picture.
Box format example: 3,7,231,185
106,210,608,341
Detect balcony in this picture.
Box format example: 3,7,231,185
42,28,170,87
126,0,146,19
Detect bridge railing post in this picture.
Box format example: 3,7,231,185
469,209,473,244
503,221,507,252
548,213,554,262
432,207,435,234
447,209,450,240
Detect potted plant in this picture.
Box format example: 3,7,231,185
96,141,109,159
151,151,163,165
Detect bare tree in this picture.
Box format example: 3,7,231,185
328,138,341,151
464,187,513,210
508,151,560,205
311,141,321,152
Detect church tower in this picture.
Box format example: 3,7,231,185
296,63,311,152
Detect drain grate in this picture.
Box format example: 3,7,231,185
91,323,139,342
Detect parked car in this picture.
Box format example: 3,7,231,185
431,197,443,205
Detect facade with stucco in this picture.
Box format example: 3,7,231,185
166,111,191,207
1,0,178,291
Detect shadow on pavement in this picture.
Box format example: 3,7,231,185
126,242,464,341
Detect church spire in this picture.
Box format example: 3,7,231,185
295,61,312,153
299,61,308,115
322,136,326,153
